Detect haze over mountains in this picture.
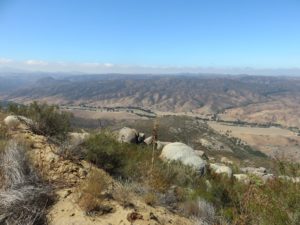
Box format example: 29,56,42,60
1,73,300,128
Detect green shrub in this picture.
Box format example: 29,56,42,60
83,131,300,225
83,132,124,175
7,102,72,140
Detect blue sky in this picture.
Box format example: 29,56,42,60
0,0,299,74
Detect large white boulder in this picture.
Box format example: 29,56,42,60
194,150,208,160
210,163,232,177
4,115,21,129
117,127,138,143
160,142,207,174
68,132,90,146
156,141,172,150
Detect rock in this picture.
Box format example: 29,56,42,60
278,175,300,183
199,138,213,149
144,136,153,145
68,132,90,146
127,212,143,223
117,127,138,143
261,173,275,183
160,142,207,174
156,141,164,150
220,157,233,165
240,167,275,183
233,174,250,184
137,132,145,143
240,167,267,175
4,115,20,129
4,115,34,129
210,163,232,177
199,138,232,152
156,141,172,150
194,150,208,160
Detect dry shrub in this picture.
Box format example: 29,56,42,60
143,192,158,206
0,140,54,225
112,182,135,208
78,192,103,214
77,169,110,214
182,199,219,225
148,167,171,193
0,124,8,140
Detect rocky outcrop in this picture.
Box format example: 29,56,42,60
240,167,274,183
160,142,207,174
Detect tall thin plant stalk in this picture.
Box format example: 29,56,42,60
150,119,159,176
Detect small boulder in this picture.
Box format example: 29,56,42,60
68,132,90,146
278,175,300,183
144,136,153,145
210,163,232,177
240,167,267,175
117,127,138,143
261,173,275,183
220,157,233,165
156,141,164,150
160,142,207,174
199,138,213,149
233,174,250,184
194,150,208,160
4,115,21,129
137,132,145,143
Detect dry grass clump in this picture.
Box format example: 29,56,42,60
183,198,230,225
77,169,112,215
0,124,8,140
0,140,54,225
143,192,158,206
112,181,135,208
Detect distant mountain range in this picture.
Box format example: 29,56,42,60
1,73,300,127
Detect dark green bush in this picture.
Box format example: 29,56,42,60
83,133,124,175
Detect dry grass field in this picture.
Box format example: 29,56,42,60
208,121,300,162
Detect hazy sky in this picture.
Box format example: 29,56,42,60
0,0,299,74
